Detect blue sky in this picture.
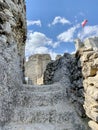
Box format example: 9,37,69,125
25,0,98,60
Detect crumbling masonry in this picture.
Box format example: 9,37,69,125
0,0,98,130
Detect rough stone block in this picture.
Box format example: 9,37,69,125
89,121,98,130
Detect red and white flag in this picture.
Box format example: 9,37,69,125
81,19,88,27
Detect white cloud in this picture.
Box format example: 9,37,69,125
57,24,80,42
78,25,98,40
52,41,60,48
25,31,59,60
34,46,49,54
26,31,53,46
49,16,71,27
27,20,42,27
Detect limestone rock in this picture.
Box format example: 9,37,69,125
74,39,84,51
84,37,98,51
55,54,62,60
88,121,98,130
77,38,98,130
0,0,26,126
44,53,86,118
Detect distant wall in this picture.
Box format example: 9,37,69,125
25,54,51,85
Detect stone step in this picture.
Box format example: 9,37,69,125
23,83,64,92
15,90,66,107
12,104,76,124
2,123,75,130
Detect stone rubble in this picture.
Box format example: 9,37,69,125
44,53,86,118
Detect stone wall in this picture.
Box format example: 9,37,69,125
44,37,98,129
0,0,26,126
76,38,98,130
25,54,51,85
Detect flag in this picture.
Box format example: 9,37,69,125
81,20,88,27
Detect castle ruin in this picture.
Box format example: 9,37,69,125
0,0,98,130
25,54,51,85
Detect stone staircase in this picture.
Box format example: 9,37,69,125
2,83,88,130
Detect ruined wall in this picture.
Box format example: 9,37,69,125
0,0,98,129
44,37,98,130
76,38,98,130
25,54,51,85
0,0,26,126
